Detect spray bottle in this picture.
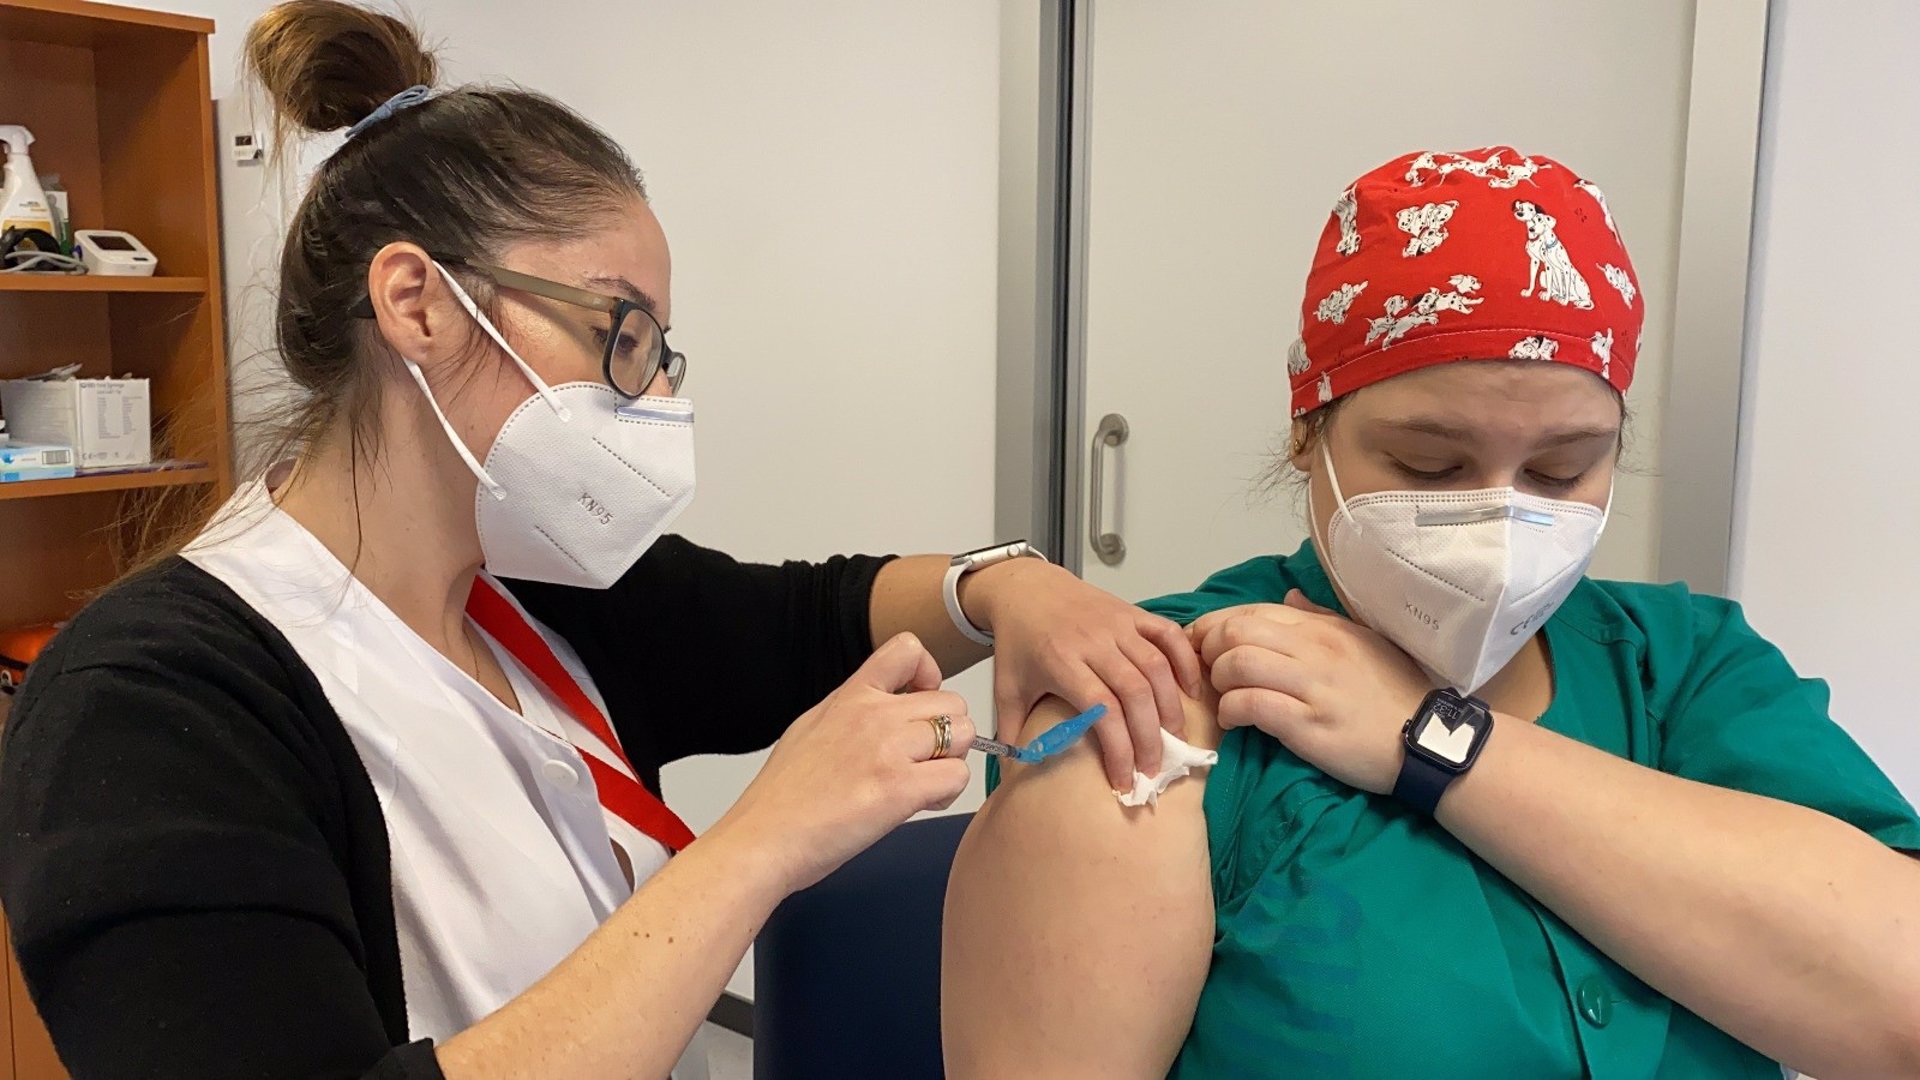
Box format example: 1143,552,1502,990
0,127,56,236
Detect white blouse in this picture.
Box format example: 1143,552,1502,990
183,480,681,1047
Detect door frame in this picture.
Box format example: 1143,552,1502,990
995,0,1773,591
994,0,1088,566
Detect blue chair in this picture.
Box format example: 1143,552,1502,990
753,812,974,1080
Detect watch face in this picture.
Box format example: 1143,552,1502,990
1411,711,1477,766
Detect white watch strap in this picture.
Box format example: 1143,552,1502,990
943,560,996,647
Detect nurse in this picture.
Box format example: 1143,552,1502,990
0,4,1200,1079
943,148,1920,1079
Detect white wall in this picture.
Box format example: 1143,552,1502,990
1731,0,1919,800
172,0,1003,998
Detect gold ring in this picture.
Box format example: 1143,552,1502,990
927,714,953,759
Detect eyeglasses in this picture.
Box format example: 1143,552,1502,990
352,256,686,399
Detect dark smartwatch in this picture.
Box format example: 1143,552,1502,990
1391,688,1495,816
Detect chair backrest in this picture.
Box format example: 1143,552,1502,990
753,812,974,1080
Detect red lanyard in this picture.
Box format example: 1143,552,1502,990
466,577,696,853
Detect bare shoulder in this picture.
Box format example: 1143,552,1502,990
940,694,1219,1080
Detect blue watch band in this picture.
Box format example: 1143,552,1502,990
1391,749,1457,816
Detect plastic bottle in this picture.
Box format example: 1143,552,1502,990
0,126,56,236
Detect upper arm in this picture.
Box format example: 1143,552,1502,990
1659,597,1920,853
0,657,428,1080
941,695,1219,1080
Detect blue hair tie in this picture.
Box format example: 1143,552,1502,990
345,84,433,140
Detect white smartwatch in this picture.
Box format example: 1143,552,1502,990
942,541,1048,647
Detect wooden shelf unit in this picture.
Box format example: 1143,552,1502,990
0,274,207,292
1,2,230,1078
0,464,215,500
0,0,229,626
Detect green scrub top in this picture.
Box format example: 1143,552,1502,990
1133,542,1920,1080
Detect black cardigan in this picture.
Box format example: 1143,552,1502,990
0,536,890,1080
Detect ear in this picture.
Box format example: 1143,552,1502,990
366,241,461,368
1288,417,1317,473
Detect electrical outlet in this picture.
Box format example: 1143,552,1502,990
231,133,264,165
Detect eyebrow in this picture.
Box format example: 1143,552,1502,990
584,274,663,321
1375,417,1619,447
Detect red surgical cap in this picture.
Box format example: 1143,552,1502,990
1288,147,1644,417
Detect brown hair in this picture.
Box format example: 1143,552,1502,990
1256,397,1347,496
126,0,646,571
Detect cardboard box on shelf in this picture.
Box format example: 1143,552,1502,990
0,375,151,468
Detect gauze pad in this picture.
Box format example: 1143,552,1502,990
1116,729,1219,807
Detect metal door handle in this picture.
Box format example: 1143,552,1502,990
1088,412,1128,566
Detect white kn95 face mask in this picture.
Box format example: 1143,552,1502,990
1312,443,1608,693
404,261,696,589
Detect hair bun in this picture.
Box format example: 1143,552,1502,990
245,0,438,135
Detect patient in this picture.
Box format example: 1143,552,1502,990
942,149,1920,1080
